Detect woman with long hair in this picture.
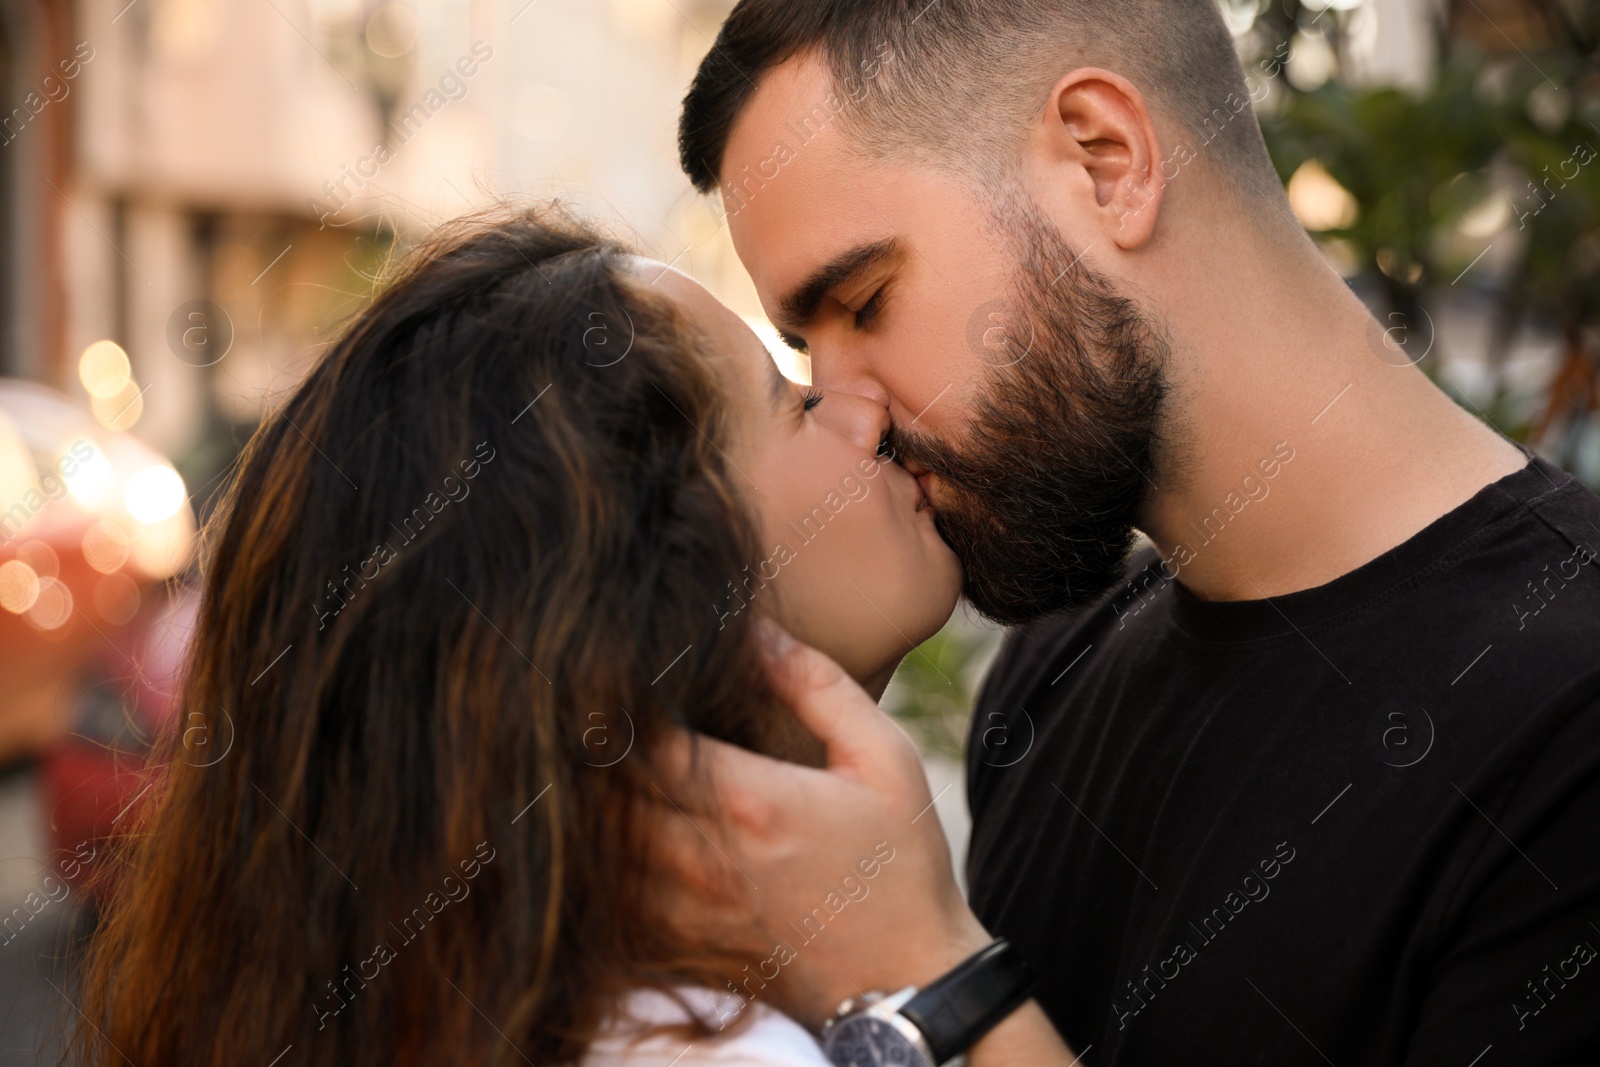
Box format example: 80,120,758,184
61,205,991,1065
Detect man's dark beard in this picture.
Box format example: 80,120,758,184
889,196,1170,625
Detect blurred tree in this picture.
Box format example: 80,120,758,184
1256,0,1600,478
883,616,1002,759
1261,56,1509,336
1495,68,1600,467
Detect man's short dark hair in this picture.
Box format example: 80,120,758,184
679,0,1282,200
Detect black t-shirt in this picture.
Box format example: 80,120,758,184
966,450,1600,1066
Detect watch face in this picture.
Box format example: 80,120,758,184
823,1015,931,1067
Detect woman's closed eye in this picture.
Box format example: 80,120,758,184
802,387,825,412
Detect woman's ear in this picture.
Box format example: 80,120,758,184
1036,67,1166,251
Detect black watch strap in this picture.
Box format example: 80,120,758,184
898,940,1035,1064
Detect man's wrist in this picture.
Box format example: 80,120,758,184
902,908,994,986
834,908,993,1015
820,935,1036,1067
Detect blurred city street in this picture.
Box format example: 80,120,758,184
0,764,77,1066
0,0,1595,1059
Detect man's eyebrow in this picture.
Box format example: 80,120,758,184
776,237,899,328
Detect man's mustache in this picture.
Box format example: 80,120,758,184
881,425,943,474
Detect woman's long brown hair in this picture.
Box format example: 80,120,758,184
64,205,817,1066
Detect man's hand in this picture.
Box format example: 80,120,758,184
651,619,992,1028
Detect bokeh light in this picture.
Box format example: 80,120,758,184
77,340,132,400
0,559,40,614
128,508,197,580
125,465,188,525
23,575,72,631
1287,160,1359,232
83,520,133,574
14,540,58,579
63,441,116,510
92,380,145,432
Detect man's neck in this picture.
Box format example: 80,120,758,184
1136,218,1529,603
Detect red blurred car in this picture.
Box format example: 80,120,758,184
0,379,197,898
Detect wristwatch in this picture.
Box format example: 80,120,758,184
818,940,1035,1067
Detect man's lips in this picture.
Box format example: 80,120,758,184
892,452,936,512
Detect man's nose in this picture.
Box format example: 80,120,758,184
807,344,891,411
814,388,892,454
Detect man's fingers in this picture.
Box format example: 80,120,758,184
650,722,822,827
643,809,771,954
651,727,704,805
646,798,738,897
756,616,898,770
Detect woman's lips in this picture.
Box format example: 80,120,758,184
914,473,933,512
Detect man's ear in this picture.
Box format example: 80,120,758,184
1037,67,1165,250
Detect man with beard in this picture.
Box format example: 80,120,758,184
657,2,1600,1065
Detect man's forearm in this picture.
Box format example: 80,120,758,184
966,1000,1080,1067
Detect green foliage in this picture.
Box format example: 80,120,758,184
881,614,1003,759
1260,31,1600,474
1263,56,1511,287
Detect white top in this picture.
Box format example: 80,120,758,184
581,987,832,1066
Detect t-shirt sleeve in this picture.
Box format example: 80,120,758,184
1401,694,1600,1064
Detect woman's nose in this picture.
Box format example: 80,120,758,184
814,389,891,454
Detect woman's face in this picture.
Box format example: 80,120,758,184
642,265,961,694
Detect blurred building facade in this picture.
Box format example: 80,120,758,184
0,0,1574,503
0,0,749,509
